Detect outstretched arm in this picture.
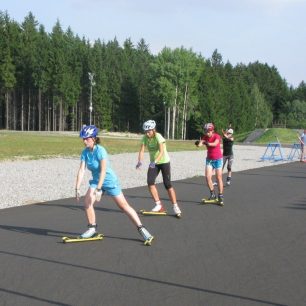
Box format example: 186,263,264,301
97,159,106,190
206,138,220,147
136,144,145,169
222,129,234,141
195,138,204,147
297,132,304,145
75,161,86,200
93,159,107,202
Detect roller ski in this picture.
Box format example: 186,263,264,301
139,209,167,216
138,226,154,246
63,224,103,243
201,193,224,206
139,203,167,216
62,233,104,243
139,203,182,218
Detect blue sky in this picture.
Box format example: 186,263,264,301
1,0,306,87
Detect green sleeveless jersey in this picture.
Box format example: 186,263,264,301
141,132,170,164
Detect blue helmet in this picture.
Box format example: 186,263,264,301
79,125,98,139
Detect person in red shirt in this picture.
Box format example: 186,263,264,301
195,123,224,205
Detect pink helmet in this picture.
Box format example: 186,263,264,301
203,123,214,132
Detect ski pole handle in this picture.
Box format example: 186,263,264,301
136,161,142,169
75,189,80,200
94,189,102,202
149,162,156,168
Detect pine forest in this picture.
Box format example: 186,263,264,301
1,11,306,139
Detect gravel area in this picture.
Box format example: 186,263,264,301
0,144,296,209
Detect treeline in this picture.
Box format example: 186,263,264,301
1,11,306,139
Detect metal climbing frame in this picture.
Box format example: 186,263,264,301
260,142,285,161
287,143,301,160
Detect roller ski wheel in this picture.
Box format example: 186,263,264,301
139,209,167,216
201,198,224,207
62,233,104,243
144,236,154,246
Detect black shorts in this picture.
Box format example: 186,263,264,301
223,155,234,170
147,162,172,189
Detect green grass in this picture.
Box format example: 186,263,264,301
229,128,301,144
254,128,300,144
0,131,198,161
232,131,251,143
1,128,300,161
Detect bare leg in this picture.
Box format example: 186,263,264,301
205,166,214,191
215,168,224,194
148,185,160,202
113,193,154,243
84,188,96,224
113,193,142,227
167,187,177,204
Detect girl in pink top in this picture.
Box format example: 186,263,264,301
195,123,224,205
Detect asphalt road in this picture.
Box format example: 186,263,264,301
0,162,305,306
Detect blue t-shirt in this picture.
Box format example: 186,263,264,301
80,145,118,188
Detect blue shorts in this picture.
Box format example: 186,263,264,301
206,158,223,170
89,180,122,197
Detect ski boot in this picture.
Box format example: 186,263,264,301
209,192,216,200
226,177,231,186
201,191,216,204
151,203,166,213
138,226,154,246
80,224,97,239
173,203,182,218
217,194,224,206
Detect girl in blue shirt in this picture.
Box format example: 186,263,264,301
75,125,154,245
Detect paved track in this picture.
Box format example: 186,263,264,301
0,162,305,306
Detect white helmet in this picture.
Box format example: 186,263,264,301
143,120,156,131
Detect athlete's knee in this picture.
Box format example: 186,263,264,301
215,171,222,179
164,181,172,189
147,177,155,185
119,201,130,212
227,166,232,172
148,183,156,189
84,198,94,209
